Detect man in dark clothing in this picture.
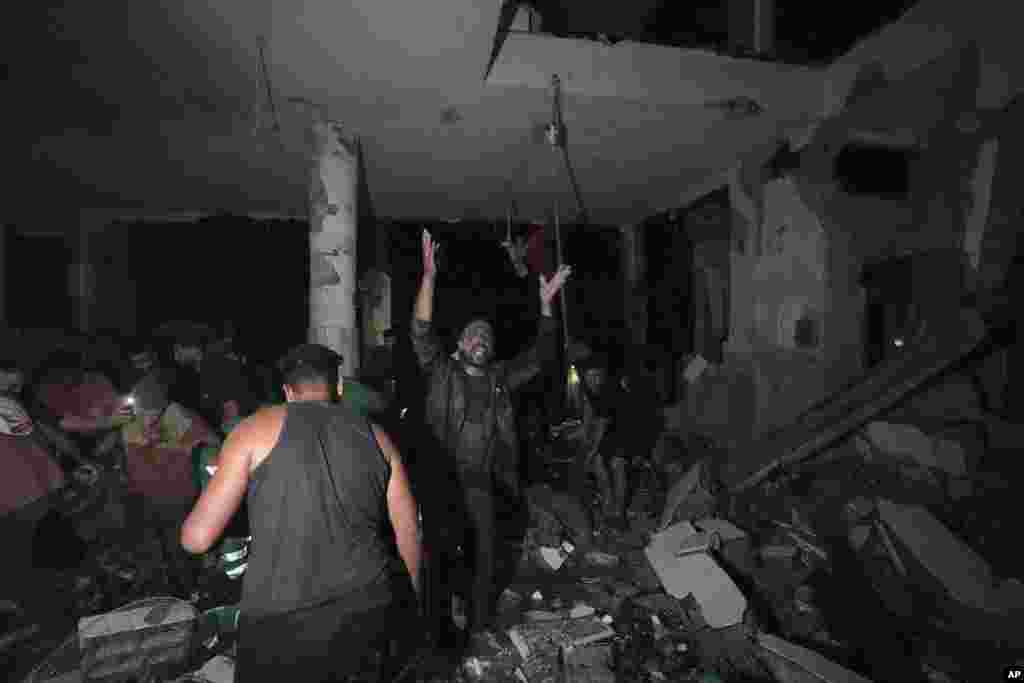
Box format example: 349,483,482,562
412,229,570,634
181,344,421,682
563,354,624,526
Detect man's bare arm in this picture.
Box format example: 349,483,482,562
180,414,260,554
504,265,571,391
375,424,422,594
411,229,445,372
414,229,438,324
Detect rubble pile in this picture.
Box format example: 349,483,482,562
6,339,1024,682
451,350,1024,683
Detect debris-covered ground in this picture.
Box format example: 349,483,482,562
6,353,1024,682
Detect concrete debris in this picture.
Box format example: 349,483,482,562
645,522,747,629
561,643,616,683
526,484,593,548
78,598,196,682
659,460,716,531
692,518,747,542
537,546,568,572
858,422,967,476
569,604,595,619
583,551,619,568
757,632,875,683
785,532,828,562
524,610,563,622
683,354,710,384
878,499,1024,615
195,655,235,683
675,531,722,557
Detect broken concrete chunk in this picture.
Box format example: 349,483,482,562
569,604,596,619
584,551,620,568
684,354,710,383
524,610,563,622
860,422,966,476
538,546,568,571
196,655,235,683
877,499,994,611
645,522,747,629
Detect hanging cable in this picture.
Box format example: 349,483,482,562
548,74,590,226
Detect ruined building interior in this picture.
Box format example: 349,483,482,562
2,0,1023,682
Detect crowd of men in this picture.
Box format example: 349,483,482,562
1,227,677,681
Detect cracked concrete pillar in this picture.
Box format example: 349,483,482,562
308,120,359,376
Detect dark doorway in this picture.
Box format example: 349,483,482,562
5,231,72,329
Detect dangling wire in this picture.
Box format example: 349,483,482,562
257,36,286,156
548,75,590,226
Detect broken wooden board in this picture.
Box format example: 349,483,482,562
645,522,747,629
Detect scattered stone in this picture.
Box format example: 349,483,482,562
646,522,747,629
569,604,595,619
584,551,620,568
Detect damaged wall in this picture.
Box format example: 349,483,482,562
681,174,841,443
724,175,837,436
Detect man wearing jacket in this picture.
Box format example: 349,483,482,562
411,229,570,635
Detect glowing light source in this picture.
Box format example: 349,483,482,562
893,338,904,348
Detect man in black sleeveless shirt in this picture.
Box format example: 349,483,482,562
181,344,422,682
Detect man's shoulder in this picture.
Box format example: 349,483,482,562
240,404,288,439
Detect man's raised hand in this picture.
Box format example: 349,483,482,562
539,264,572,308
421,229,439,279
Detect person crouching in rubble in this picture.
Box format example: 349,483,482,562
121,370,220,593
412,229,571,638
181,344,422,682
565,353,631,531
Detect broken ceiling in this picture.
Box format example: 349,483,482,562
2,0,1021,227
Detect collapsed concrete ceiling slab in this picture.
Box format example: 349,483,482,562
4,0,1021,228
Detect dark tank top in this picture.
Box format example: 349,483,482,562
240,401,393,619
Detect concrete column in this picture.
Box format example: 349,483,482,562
620,224,647,347
308,120,359,377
